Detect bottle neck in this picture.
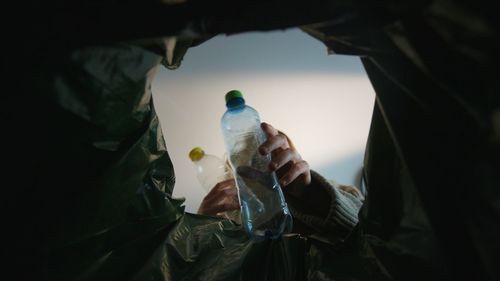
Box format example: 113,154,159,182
226,98,245,111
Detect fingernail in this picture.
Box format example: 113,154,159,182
280,179,288,186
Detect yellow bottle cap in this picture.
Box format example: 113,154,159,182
189,147,205,162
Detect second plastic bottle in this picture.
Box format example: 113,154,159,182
220,90,292,239
188,147,241,223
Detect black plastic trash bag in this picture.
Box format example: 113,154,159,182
7,1,499,280
23,42,376,281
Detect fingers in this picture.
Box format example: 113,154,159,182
259,123,290,156
259,133,289,155
198,179,240,216
279,160,311,187
268,148,300,172
202,181,237,207
198,192,239,216
260,122,311,190
200,199,240,216
338,185,362,198
203,179,235,203
261,122,279,138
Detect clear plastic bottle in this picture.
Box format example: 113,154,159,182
188,147,241,223
220,90,292,239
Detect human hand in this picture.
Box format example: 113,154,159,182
259,122,311,196
197,179,239,216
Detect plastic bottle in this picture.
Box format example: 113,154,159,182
220,90,292,239
188,147,241,223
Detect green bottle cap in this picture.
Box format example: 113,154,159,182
225,90,244,103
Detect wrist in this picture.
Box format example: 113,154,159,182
284,171,330,218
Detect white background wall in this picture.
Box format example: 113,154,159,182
152,28,375,213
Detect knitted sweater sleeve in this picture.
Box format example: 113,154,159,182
286,170,364,243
